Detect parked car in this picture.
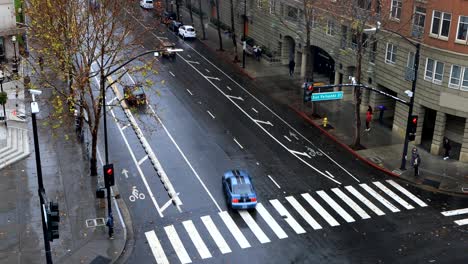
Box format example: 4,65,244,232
163,11,177,20
159,41,177,59
123,84,146,106
178,25,196,39
169,21,183,32
139,0,154,9
222,170,258,210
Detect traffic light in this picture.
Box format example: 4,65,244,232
408,115,418,141
47,201,60,241
103,164,115,188
303,82,314,102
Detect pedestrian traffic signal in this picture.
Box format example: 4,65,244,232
47,201,60,241
303,82,314,102
408,115,418,141
103,164,115,188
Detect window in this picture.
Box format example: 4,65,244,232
449,65,468,90
269,0,276,14
257,0,264,9
385,43,397,64
424,58,444,84
430,11,451,39
405,52,415,81
341,25,348,49
390,0,402,20
286,6,298,21
358,0,371,10
456,16,468,43
412,6,426,38
326,20,335,36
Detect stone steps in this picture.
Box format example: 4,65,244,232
0,126,30,169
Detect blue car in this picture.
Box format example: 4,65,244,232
222,170,258,210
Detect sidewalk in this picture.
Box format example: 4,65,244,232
182,10,468,196
0,56,128,263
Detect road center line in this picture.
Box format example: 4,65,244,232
226,86,232,91
251,107,258,113
233,138,244,149
207,110,216,119
284,135,292,142
267,175,281,189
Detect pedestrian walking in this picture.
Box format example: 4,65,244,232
253,45,258,60
411,147,421,177
256,46,262,61
289,60,296,76
365,105,373,131
443,137,451,160
377,105,387,125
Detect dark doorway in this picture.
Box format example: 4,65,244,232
420,108,437,151
311,46,335,83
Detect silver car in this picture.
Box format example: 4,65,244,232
178,25,196,39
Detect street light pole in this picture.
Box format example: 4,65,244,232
12,36,18,74
400,43,420,170
242,0,246,68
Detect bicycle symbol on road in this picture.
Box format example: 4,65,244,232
306,146,323,158
129,186,145,202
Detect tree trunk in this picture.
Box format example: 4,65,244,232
176,0,180,21
90,126,98,176
215,0,223,51
198,0,206,39
352,32,363,148
229,0,239,62
189,0,194,23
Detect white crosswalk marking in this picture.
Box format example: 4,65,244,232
441,208,468,216
145,230,170,264
317,190,355,223
256,203,288,239
386,180,427,207
345,186,385,216
332,188,370,220
285,196,322,230
360,184,400,213
301,193,340,227
270,199,306,234
239,210,271,244
219,211,251,249
373,182,414,210
164,225,192,264
454,218,468,226
182,220,212,259
201,215,232,254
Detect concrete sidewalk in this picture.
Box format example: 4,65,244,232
182,10,468,196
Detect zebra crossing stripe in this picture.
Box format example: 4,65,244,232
200,215,232,254
164,225,192,264
345,186,385,216
182,220,212,259
285,196,322,230
145,230,170,264
386,180,428,207
239,210,271,244
454,218,468,226
270,199,306,234
441,208,468,216
301,193,339,227
331,188,370,220
219,211,251,249
360,184,400,213
256,203,288,239
373,182,414,210
317,190,355,223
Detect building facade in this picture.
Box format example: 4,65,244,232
0,0,19,64
192,0,468,162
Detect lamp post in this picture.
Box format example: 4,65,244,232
99,48,183,238
30,89,53,264
0,70,7,127
12,36,18,74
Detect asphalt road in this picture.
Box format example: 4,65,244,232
91,6,468,264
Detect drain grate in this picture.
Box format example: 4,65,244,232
85,218,106,228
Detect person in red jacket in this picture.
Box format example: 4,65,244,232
365,105,373,131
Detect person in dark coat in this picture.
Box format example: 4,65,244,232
443,137,451,160
289,60,296,76
411,147,421,177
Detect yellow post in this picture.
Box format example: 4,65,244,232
323,117,328,127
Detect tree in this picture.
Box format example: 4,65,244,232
229,0,240,62
198,0,206,39
214,0,224,51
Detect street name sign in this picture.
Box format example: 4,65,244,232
312,91,344,102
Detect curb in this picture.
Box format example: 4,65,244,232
289,105,467,197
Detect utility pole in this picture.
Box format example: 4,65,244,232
242,0,247,68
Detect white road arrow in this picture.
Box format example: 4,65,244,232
226,95,244,101
122,169,129,178
253,119,273,126
205,76,221,81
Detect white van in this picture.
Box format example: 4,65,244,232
140,0,154,9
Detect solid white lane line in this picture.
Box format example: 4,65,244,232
286,196,322,230
373,182,414,210
147,104,222,212
201,216,232,254
219,211,251,249
226,86,232,91
138,155,148,165
318,148,360,182
301,193,339,227
283,135,292,142
207,110,215,119
239,210,271,244
145,230,170,264
186,89,193,95
386,180,427,207
360,184,400,213
454,218,468,226
317,191,355,223
325,171,335,178
256,203,288,239
267,175,281,189
169,71,175,77
164,225,192,264
233,138,244,149
251,107,258,113
332,188,370,220
270,199,306,234
182,220,212,259
345,186,385,216
441,208,468,216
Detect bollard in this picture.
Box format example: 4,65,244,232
323,117,328,128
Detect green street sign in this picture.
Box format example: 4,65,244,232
312,91,344,101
